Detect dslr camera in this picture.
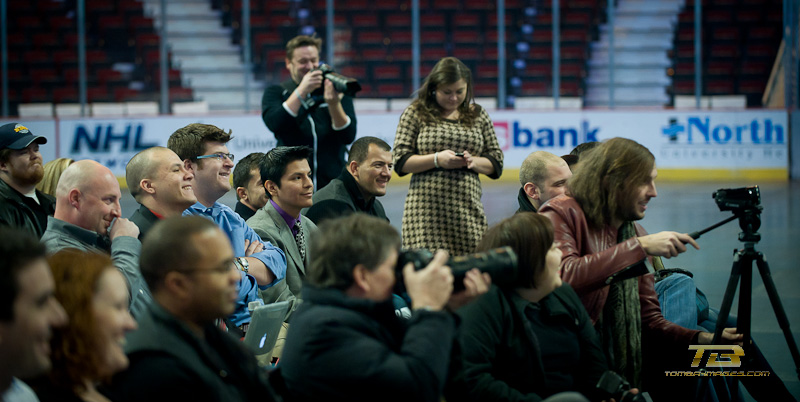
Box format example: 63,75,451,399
713,185,761,212
310,64,361,97
393,247,518,294
596,371,651,402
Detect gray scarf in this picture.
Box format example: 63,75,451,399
597,221,645,388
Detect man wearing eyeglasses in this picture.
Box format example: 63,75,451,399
167,123,287,334
112,216,280,401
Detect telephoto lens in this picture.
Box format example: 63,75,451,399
393,247,518,294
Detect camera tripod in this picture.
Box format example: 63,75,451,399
692,207,800,400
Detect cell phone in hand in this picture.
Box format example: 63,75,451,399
454,152,464,157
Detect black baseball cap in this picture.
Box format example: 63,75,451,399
0,123,47,150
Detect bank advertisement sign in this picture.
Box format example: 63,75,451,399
486,110,787,169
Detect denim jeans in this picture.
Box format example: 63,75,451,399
654,273,698,328
656,276,792,401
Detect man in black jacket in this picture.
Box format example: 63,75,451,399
111,216,279,402
516,150,572,213
0,123,55,238
261,35,357,189
279,214,489,402
125,146,198,239
304,136,391,224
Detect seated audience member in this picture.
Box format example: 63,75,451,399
125,147,196,239
304,136,392,224
278,214,489,402
41,160,151,318
451,213,613,402
232,152,267,221
36,158,74,197
28,250,137,402
516,151,572,213
562,142,697,332
0,227,67,401
247,146,316,315
111,216,280,402
247,146,317,359
0,123,55,238
167,123,286,333
538,138,751,396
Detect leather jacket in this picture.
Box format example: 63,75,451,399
539,195,700,345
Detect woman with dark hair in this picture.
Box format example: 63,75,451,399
451,213,616,402
29,250,137,402
393,57,504,256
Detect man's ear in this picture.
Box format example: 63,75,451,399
164,271,193,300
264,180,278,198
523,182,540,200
68,188,82,209
348,160,360,177
140,179,156,195
351,264,370,293
236,186,248,202
183,159,194,172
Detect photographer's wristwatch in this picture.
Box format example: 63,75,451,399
234,257,249,274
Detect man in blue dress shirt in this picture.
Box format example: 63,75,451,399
167,123,286,333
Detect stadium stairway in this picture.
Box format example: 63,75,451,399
142,0,264,112
584,0,683,107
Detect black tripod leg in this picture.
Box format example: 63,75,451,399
754,252,800,380
738,253,753,353
715,250,744,343
699,251,744,402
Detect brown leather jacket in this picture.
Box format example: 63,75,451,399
539,195,700,345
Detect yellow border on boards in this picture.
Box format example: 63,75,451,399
116,168,788,190
386,168,789,184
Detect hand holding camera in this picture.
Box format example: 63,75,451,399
403,250,453,311
297,68,324,98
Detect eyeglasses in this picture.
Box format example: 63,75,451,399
196,153,235,162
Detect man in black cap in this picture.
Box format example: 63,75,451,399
0,123,55,238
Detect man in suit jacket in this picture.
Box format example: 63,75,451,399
247,146,318,358
125,147,197,239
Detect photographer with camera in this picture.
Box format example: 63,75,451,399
449,212,641,402
262,35,357,189
277,214,490,402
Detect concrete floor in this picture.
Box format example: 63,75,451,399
120,179,800,399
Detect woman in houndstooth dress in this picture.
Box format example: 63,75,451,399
393,57,504,256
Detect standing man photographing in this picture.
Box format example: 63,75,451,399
261,35,357,189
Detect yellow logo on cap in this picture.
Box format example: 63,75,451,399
14,124,29,134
